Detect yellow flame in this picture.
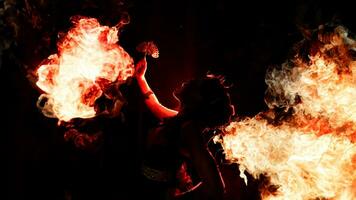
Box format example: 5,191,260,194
220,119,356,200
267,55,356,130
36,17,134,122
220,26,356,199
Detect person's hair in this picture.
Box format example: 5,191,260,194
174,74,234,127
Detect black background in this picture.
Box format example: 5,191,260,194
3,0,355,199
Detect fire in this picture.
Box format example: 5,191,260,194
221,118,356,200
219,25,356,199
36,16,134,122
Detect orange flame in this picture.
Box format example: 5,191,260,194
36,17,134,122
219,26,356,199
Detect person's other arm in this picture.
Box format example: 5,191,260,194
181,122,226,200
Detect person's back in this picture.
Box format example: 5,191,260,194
142,117,184,182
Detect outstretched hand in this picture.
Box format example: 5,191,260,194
135,57,147,79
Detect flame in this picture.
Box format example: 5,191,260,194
221,118,356,200
219,26,356,199
36,17,134,122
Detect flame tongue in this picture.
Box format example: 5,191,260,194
220,26,356,200
36,17,134,122
221,118,356,200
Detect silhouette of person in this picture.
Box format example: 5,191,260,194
135,57,235,200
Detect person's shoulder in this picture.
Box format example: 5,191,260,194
181,119,205,129
180,120,204,140
181,120,197,130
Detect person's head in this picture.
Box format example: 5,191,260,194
174,74,235,127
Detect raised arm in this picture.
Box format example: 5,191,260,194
135,58,178,120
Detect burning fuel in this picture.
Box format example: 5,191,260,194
36,16,134,122
218,25,356,200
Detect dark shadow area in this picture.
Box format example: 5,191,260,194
3,0,355,199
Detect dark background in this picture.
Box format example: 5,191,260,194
2,0,355,199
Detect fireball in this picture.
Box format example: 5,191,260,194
219,26,356,200
36,16,134,122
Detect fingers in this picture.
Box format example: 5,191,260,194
140,58,148,70
141,57,147,67
134,57,148,78
136,57,147,68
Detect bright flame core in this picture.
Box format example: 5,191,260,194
36,17,134,122
219,26,356,199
